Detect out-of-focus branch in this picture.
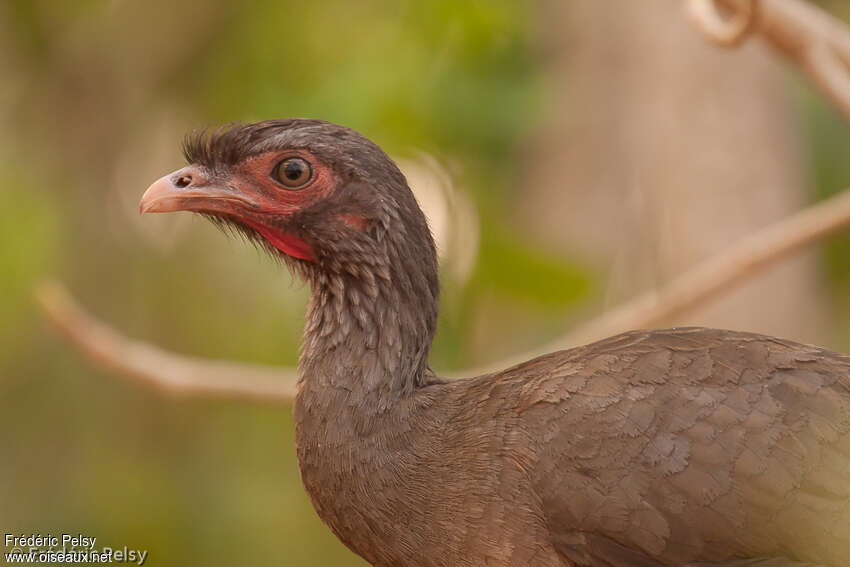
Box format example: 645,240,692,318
688,0,757,46
688,0,850,121
552,188,850,347
468,187,850,374
35,281,297,403
37,187,850,388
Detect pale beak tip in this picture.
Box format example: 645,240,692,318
139,175,176,215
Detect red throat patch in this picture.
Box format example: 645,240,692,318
244,220,316,262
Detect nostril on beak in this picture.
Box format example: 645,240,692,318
175,174,192,188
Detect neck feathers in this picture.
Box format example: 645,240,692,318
299,182,440,406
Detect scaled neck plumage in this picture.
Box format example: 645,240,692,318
296,193,440,414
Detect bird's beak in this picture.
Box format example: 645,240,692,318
140,166,259,215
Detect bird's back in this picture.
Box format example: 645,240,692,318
487,327,850,567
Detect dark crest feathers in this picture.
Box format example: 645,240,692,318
182,119,319,169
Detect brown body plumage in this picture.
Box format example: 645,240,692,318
141,119,850,567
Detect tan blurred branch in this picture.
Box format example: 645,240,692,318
688,0,850,120
470,187,850,373
556,188,850,344
37,187,850,389
35,281,297,403
688,0,757,46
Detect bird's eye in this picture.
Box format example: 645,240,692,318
273,157,313,189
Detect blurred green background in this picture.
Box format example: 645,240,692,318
2,1,850,565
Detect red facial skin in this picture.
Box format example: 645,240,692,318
139,149,337,262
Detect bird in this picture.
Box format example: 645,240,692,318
140,119,850,567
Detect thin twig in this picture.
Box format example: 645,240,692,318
688,0,850,121
466,187,850,374
687,0,757,46
36,281,297,403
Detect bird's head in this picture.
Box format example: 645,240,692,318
140,119,437,283
141,119,441,387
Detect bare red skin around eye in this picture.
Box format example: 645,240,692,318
230,150,334,262
227,151,369,262
234,150,335,213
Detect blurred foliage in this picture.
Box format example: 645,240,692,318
0,1,591,565
800,84,850,347
800,0,850,344
4,1,850,566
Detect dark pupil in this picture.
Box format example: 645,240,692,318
284,160,304,180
